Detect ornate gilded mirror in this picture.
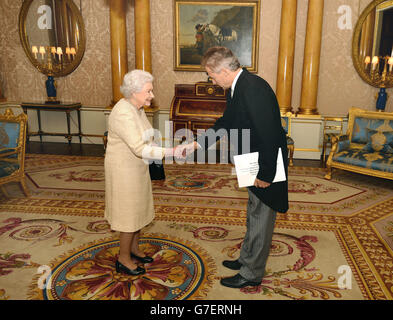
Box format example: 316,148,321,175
352,0,393,89
18,0,86,78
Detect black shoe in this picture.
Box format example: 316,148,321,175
220,273,261,289
115,260,145,275
130,252,154,264
222,259,242,270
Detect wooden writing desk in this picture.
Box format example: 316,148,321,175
170,82,228,140
21,102,82,144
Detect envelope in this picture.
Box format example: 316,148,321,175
233,148,286,188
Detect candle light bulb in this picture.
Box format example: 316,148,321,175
372,56,379,71
32,46,38,59
39,46,46,59
51,46,56,57
365,56,370,63
364,56,371,70
66,47,71,59
57,47,63,61
388,57,393,73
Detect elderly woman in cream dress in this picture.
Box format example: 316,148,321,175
105,70,185,275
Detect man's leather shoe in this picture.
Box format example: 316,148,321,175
115,260,146,275
222,259,242,270
130,253,154,264
220,273,261,289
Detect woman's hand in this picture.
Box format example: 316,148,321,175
174,142,198,158
164,147,175,158
164,142,199,160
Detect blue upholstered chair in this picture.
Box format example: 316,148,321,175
0,108,29,197
281,112,294,166
103,131,108,150
325,107,393,180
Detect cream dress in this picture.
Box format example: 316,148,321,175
104,98,165,232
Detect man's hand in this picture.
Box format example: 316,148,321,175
254,178,270,188
187,141,200,152
173,144,187,159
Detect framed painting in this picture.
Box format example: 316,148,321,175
174,0,260,72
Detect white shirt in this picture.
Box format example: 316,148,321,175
231,69,243,98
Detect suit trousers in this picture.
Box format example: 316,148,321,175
239,189,277,282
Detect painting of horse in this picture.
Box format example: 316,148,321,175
174,1,260,72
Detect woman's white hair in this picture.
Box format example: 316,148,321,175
120,69,154,98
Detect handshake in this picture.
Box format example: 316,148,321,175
168,141,199,159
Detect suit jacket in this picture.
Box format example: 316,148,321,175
197,68,289,213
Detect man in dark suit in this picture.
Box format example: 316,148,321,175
193,47,289,289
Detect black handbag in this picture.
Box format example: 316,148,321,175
149,161,165,180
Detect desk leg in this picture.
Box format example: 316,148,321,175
37,109,43,143
77,109,82,144
66,110,72,145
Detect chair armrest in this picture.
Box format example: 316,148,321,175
334,134,349,153
325,134,348,167
0,147,17,153
0,147,20,158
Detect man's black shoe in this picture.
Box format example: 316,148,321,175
220,273,261,288
222,259,242,270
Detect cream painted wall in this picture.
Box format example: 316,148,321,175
0,0,392,117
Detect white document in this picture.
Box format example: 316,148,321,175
233,148,286,188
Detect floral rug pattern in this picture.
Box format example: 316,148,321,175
0,154,392,300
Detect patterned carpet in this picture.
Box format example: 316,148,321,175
0,154,392,300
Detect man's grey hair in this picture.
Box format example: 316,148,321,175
201,46,240,73
120,69,154,98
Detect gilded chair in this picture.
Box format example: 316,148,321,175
281,112,294,166
321,117,344,165
325,107,393,180
0,108,29,197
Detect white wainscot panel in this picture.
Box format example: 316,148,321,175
291,117,323,160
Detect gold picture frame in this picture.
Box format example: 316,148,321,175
174,0,260,72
